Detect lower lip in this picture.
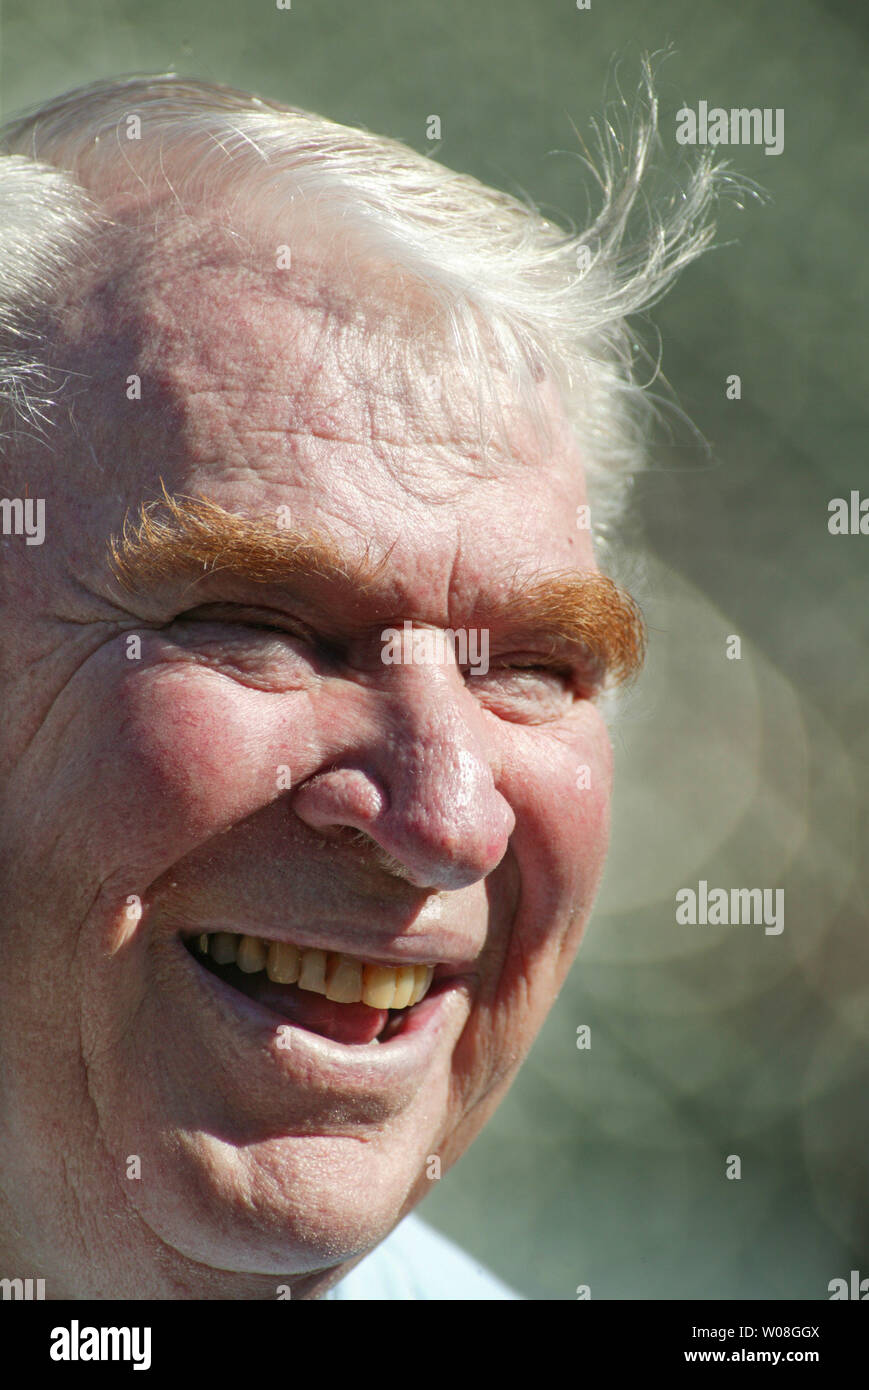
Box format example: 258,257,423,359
173,936,474,1101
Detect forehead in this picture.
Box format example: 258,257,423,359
57,214,595,585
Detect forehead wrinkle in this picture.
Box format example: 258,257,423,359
65,222,562,508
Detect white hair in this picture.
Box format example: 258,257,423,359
0,62,739,547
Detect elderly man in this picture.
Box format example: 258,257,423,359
0,74,718,1299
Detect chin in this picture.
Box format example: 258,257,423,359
127,1125,431,1276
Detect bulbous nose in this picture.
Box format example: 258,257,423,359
292,671,514,890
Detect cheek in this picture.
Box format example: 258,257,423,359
492,710,612,1002
513,706,613,911
445,717,612,1128
571,729,613,890
93,664,295,879
564,708,613,875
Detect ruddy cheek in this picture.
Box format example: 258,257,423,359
569,711,613,827
110,667,283,860
574,749,613,881
532,726,613,917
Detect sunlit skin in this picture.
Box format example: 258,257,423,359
0,209,642,1298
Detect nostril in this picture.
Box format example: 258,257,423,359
293,768,388,835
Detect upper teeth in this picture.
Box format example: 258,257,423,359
197,933,435,1010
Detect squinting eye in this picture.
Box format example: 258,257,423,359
505,663,571,677
171,605,312,641
479,661,601,703
487,662,574,685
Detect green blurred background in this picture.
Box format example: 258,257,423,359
2,0,866,1299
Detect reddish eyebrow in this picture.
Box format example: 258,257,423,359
108,488,645,685
494,572,645,685
109,486,386,591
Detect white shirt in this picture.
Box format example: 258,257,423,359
324,1214,523,1300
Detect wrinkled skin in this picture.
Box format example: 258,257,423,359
0,213,612,1298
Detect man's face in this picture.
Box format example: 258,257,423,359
0,218,625,1296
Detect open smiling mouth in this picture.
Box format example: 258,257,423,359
184,933,438,1046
